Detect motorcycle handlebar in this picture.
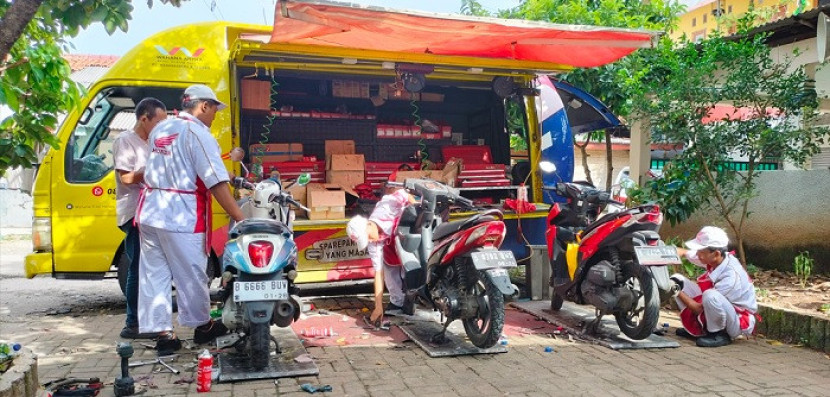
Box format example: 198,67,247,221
232,177,255,190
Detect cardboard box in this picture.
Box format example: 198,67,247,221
249,143,303,162
326,170,365,188
325,140,355,157
393,159,461,187
284,183,308,218
241,79,271,111
306,183,347,220
327,154,365,171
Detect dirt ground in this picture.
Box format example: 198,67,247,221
752,269,830,318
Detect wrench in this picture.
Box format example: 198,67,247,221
129,355,180,374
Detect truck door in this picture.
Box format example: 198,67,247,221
52,90,121,274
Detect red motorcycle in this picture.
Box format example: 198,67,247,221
387,178,518,348
540,162,678,340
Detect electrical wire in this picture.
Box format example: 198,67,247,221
410,92,428,169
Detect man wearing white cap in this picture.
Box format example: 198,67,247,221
670,226,758,347
137,84,246,354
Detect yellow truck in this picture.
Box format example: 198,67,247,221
25,0,656,290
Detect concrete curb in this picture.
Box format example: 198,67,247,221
0,348,38,397
756,304,830,353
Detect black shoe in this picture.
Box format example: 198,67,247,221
696,330,731,348
384,303,404,316
675,328,698,340
155,332,182,356
193,319,229,344
120,326,160,340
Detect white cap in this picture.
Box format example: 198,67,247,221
184,84,227,111
685,226,729,250
346,215,369,250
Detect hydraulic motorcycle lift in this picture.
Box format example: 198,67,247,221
214,326,318,382
396,311,508,358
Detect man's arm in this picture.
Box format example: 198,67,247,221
677,291,703,315
210,182,245,222
117,168,144,185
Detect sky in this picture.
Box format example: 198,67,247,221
69,0,523,55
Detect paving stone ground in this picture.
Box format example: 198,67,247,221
2,298,830,397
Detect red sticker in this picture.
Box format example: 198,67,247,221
92,186,104,196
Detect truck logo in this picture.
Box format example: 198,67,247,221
304,237,368,263
154,45,205,58
92,186,103,196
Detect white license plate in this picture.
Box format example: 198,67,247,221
634,246,682,266
233,280,288,302
471,250,518,270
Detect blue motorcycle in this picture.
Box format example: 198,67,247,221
217,174,310,369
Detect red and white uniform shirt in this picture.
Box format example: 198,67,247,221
137,112,228,233
366,189,411,271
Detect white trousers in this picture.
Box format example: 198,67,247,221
383,262,405,307
138,225,210,333
673,275,754,339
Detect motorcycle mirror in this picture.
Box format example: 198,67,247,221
229,147,245,162
296,173,311,187
538,161,557,173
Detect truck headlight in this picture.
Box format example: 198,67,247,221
32,217,52,252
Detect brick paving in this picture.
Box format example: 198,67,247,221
2,299,830,396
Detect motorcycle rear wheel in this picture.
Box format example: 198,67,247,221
614,263,660,340
249,322,272,369
462,270,505,349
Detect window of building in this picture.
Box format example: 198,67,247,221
703,14,707,23
692,17,697,27
728,5,733,13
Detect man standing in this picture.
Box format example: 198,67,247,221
112,97,167,339
137,85,245,354
671,226,758,348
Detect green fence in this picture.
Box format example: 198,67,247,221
650,159,779,172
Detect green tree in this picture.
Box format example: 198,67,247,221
630,12,830,266
0,0,183,176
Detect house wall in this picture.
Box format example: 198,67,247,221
661,170,830,274
573,147,630,188
673,0,805,41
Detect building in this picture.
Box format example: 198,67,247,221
673,0,810,41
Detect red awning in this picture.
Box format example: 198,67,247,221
269,1,661,69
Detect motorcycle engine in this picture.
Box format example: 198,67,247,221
431,278,462,318
580,261,620,312
221,297,244,330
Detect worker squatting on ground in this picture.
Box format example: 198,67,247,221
136,84,246,355
671,226,759,348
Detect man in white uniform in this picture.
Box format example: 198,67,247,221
137,85,245,354
671,226,758,348
112,97,167,339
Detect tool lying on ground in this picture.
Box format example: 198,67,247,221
128,354,181,374
300,383,332,393
43,377,104,397
114,343,134,396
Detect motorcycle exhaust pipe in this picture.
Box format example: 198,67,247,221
272,301,295,328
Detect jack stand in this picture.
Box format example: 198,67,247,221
114,342,135,396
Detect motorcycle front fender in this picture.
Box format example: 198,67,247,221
484,268,519,296
244,301,276,325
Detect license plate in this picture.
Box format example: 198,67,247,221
233,280,288,302
634,246,682,266
471,250,517,270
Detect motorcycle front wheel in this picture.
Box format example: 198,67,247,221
614,262,660,340
462,270,505,349
249,322,272,369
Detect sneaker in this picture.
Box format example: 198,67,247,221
120,326,160,340
155,332,182,356
675,328,698,340
384,303,404,316
193,319,229,344
696,330,732,348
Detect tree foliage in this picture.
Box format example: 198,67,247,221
0,0,183,176
629,11,830,265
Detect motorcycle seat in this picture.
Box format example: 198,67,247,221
230,219,290,239
432,210,501,241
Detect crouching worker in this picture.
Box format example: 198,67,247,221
346,186,417,330
671,226,758,348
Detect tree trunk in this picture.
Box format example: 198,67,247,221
604,129,613,191
573,135,593,185
0,0,43,67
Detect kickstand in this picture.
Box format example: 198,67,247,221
430,316,453,344
584,310,603,335
271,335,282,354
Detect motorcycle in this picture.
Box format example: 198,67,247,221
216,173,311,369
388,178,519,349
539,161,679,340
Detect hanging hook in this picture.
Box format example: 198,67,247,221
243,64,261,79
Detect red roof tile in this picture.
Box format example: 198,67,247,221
64,54,119,72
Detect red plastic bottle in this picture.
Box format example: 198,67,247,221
196,349,213,393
